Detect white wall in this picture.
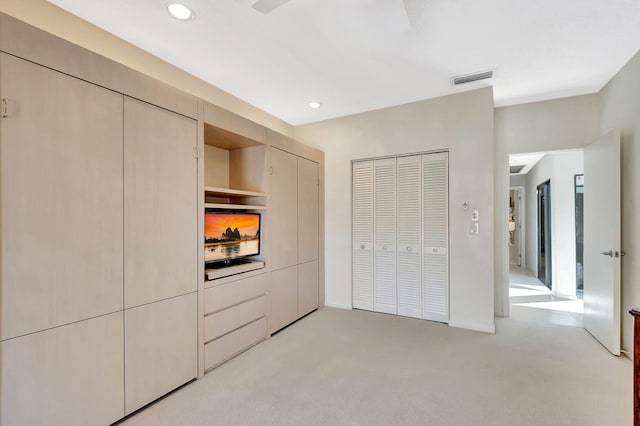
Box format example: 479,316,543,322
524,151,583,298
510,175,526,187
496,95,602,154
295,88,496,333
600,49,640,354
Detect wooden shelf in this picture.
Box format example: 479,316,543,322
204,203,266,210
204,186,265,198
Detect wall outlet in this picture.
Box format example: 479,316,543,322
471,210,479,222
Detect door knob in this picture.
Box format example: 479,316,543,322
600,250,613,257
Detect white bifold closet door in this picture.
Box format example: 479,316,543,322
352,152,449,323
422,152,449,322
352,161,374,311
373,158,397,314
397,156,422,319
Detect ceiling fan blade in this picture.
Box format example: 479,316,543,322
402,0,426,29
252,0,293,14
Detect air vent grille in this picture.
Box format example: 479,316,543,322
451,70,494,86
510,165,525,174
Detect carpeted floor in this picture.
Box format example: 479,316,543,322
121,307,631,426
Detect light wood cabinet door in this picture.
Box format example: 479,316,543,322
298,260,319,317
269,265,298,333
1,313,125,425
297,157,319,264
125,292,197,415
0,53,124,340
269,147,298,270
124,96,198,308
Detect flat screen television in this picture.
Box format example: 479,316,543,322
204,210,261,265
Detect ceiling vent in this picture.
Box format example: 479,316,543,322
451,70,494,86
510,165,525,174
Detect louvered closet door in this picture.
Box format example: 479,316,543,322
422,152,449,322
374,158,397,314
352,161,374,311
397,156,422,319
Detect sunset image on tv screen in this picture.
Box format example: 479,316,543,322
204,213,260,262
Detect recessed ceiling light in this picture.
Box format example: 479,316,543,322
308,101,322,109
167,3,194,21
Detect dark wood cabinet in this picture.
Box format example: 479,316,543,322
630,309,640,426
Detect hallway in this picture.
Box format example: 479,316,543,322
509,265,584,327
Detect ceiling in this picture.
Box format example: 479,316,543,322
509,153,544,175
48,0,640,126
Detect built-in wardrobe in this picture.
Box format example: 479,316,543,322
352,152,449,322
0,12,324,426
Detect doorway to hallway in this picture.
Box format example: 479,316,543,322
509,265,583,326
537,180,552,289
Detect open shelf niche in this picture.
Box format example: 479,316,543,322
203,123,267,209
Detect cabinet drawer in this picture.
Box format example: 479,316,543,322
204,273,267,314
204,295,267,342
204,317,267,371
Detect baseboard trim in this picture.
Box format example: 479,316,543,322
449,320,496,334
324,302,353,310
554,292,578,300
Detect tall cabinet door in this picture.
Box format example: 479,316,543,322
297,157,319,315
269,147,298,270
123,97,198,413
298,157,319,263
374,158,397,314
0,53,124,340
397,156,422,319
124,96,198,308
422,152,449,322
352,161,374,311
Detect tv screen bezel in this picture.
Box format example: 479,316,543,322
204,209,261,265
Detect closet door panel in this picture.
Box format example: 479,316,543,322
125,293,197,415
269,265,298,333
422,153,449,322
298,157,319,264
124,97,198,308
397,156,422,319
298,260,319,317
374,158,397,314
0,53,124,339
1,313,124,425
352,161,374,311
269,147,298,270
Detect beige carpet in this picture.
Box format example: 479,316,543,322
121,307,631,426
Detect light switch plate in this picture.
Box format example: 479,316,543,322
471,222,480,235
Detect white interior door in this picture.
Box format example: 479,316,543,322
374,158,397,314
352,161,374,311
422,152,449,322
583,130,621,355
397,155,422,319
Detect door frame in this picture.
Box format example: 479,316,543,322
537,179,552,289
509,186,525,268
574,174,584,298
